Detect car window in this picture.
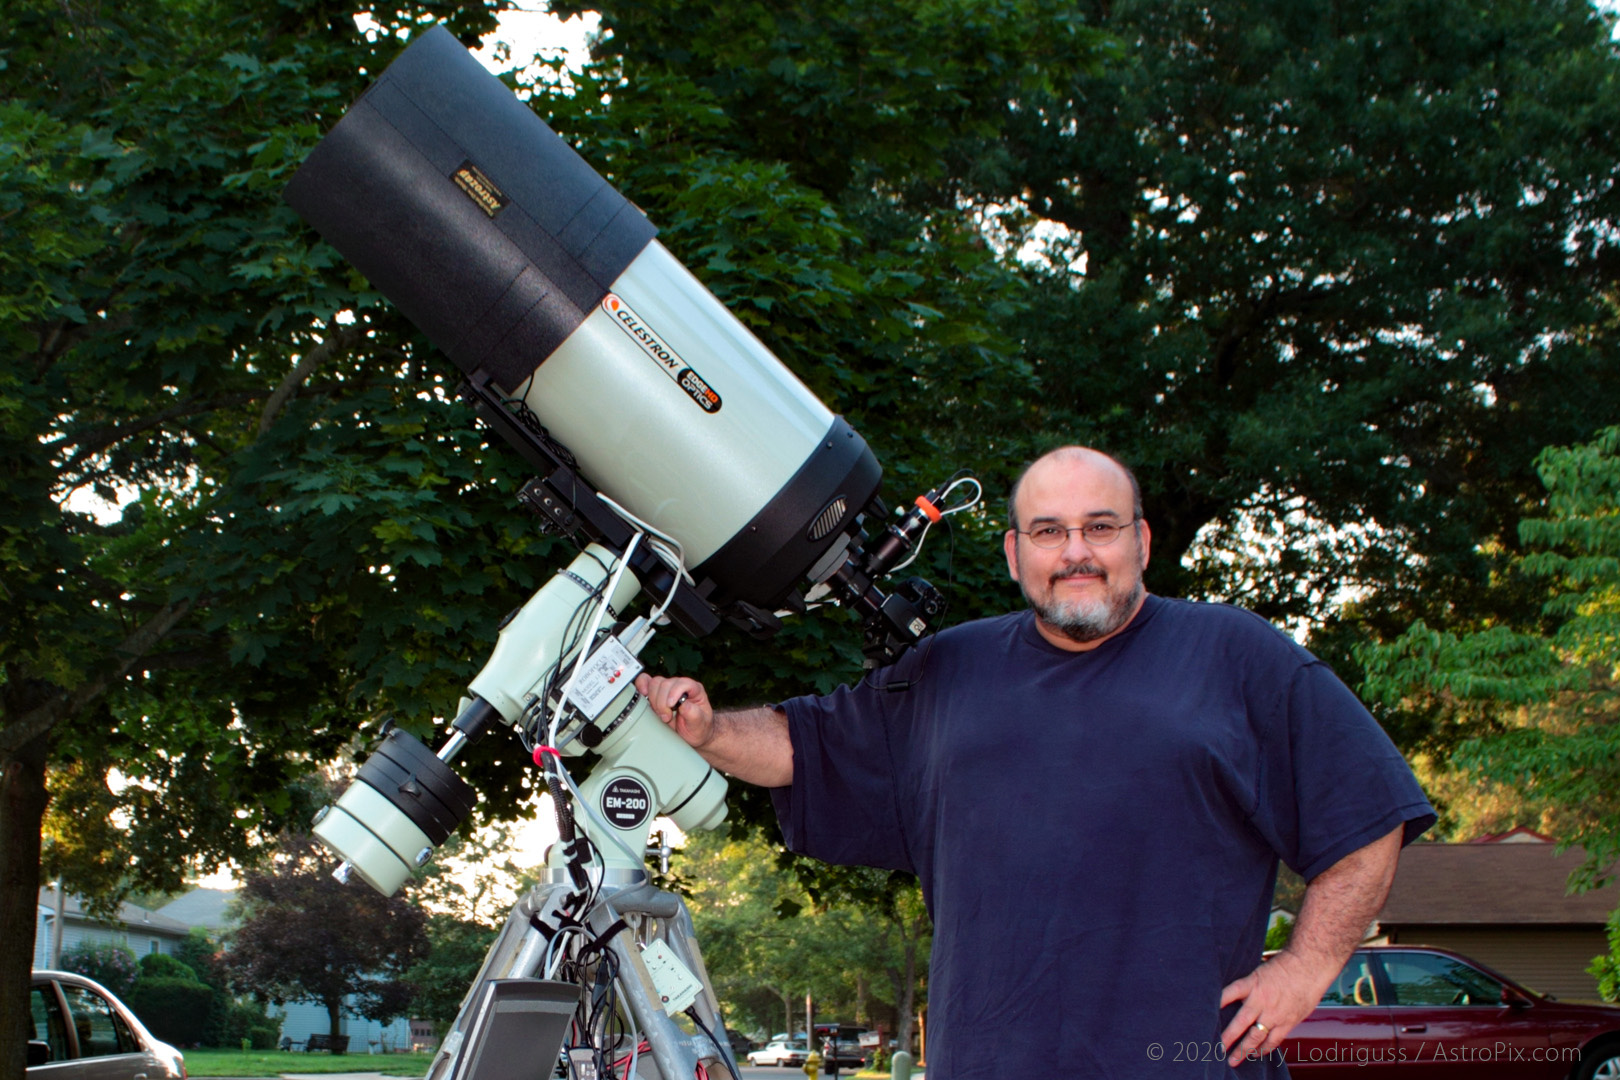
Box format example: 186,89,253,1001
31,984,70,1063
1319,953,1381,1006
60,985,139,1057
1379,951,1504,1006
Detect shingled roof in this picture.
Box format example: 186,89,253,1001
36,890,193,935
1379,842,1618,927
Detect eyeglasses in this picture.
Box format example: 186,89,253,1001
1016,518,1139,549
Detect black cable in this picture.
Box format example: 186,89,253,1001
686,1006,741,1079
517,572,614,750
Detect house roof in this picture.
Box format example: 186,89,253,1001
156,888,237,930
1378,842,1618,927
1469,826,1555,844
37,890,193,935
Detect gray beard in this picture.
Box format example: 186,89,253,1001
1025,565,1144,644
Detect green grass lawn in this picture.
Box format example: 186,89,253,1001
182,1049,434,1077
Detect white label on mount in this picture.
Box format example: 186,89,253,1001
565,636,643,720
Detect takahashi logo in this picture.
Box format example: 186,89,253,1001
602,295,722,413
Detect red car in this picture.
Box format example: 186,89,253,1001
1278,946,1620,1079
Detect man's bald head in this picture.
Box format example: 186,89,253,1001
1006,447,1142,532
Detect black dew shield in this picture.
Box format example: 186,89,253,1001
282,25,655,393
283,26,885,616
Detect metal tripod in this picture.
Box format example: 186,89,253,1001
425,869,740,1080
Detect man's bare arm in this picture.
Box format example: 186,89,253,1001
634,674,793,787
1219,824,1404,1067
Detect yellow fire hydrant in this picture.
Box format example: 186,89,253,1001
802,1050,821,1079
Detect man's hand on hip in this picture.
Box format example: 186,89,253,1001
1218,949,1334,1066
1219,826,1404,1068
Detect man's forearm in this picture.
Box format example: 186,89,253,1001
1219,824,1405,1063
1287,825,1403,978
695,705,793,788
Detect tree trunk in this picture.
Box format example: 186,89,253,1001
771,986,791,1037
0,733,51,1080
325,997,344,1053
0,607,187,1080
894,937,916,1061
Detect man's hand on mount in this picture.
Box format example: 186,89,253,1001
633,675,794,787
635,674,714,748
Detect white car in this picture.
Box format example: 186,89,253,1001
747,1039,810,1067
29,970,187,1080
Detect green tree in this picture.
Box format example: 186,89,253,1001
571,0,1620,646
8,0,1620,1074
1362,426,1620,891
679,830,820,1037
403,825,529,1034
405,915,497,1036
0,0,567,1069
677,829,928,1046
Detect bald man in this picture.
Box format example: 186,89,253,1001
637,447,1433,1079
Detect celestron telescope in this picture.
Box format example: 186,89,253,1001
284,25,977,1080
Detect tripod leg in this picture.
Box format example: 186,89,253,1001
425,882,578,1080
424,879,738,1080
600,885,739,1080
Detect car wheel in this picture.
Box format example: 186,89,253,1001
1577,1042,1620,1080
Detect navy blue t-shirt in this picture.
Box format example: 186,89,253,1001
771,595,1434,1079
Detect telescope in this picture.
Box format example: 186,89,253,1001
284,25,976,1080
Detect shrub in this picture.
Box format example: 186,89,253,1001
176,930,227,990
59,942,139,998
1264,915,1294,952
138,953,199,982
210,998,280,1049
1590,908,1620,1003
126,978,214,1047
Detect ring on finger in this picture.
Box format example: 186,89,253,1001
1253,1022,1268,1035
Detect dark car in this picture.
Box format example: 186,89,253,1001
810,1025,867,1069
29,970,187,1080
1278,946,1620,1079
828,1038,867,1068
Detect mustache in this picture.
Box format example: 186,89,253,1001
1051,562,1107,583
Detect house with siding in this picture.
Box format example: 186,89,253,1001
34,886,417,1052
1370,834,1618,1001
34,889,192,969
